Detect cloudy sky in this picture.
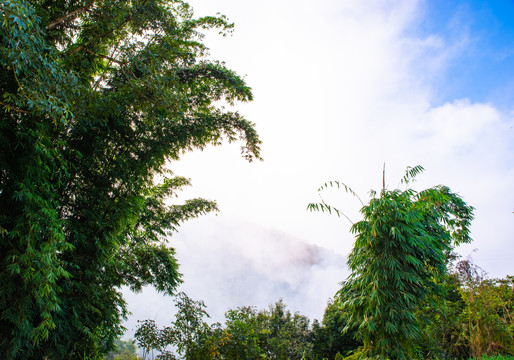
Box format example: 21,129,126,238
123,0,514,336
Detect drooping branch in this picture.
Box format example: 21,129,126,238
46,2,96,30
65,15,132,56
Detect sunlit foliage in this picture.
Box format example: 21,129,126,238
0,1,260,358
309,166,474,359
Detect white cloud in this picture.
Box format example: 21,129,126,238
424,100,500,149
123,0,514,337
123,216,348,339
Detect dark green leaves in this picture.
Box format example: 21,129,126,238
0,0,260,358
135,297,316,360
310,167,474,359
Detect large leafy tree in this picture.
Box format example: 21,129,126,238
0,0,260,358
308,166,474,359
135,292,213,360
218,300,314,360
135,298,316,360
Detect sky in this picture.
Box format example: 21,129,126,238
122,0,514,338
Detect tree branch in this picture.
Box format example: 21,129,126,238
0,101,29,114
46,2,96,30
83,47,124,65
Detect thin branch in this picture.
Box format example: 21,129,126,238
318,181,364,207
322,200,354,225
119,66,156,105
65,13,132,56
66,44,85,56
83,47,124,65
92,47,120,91
63,0,151,58
11,67,22,91
307,200,354,225
0,101,29,114
46,2,96,30
92,30,140,91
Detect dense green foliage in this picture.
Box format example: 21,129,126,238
134,270,513,360
311,300,362,359
1,1,510,358
135,292,213,360
0,0,260,358
309,166,474,359
419,258,514,359
135,294,329,360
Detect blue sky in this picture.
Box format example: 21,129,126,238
418,0,514,107
123,0,514,338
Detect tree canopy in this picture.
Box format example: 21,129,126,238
135,284,513,360
135,296,317,360
308,166,475,359
0,0,260,358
